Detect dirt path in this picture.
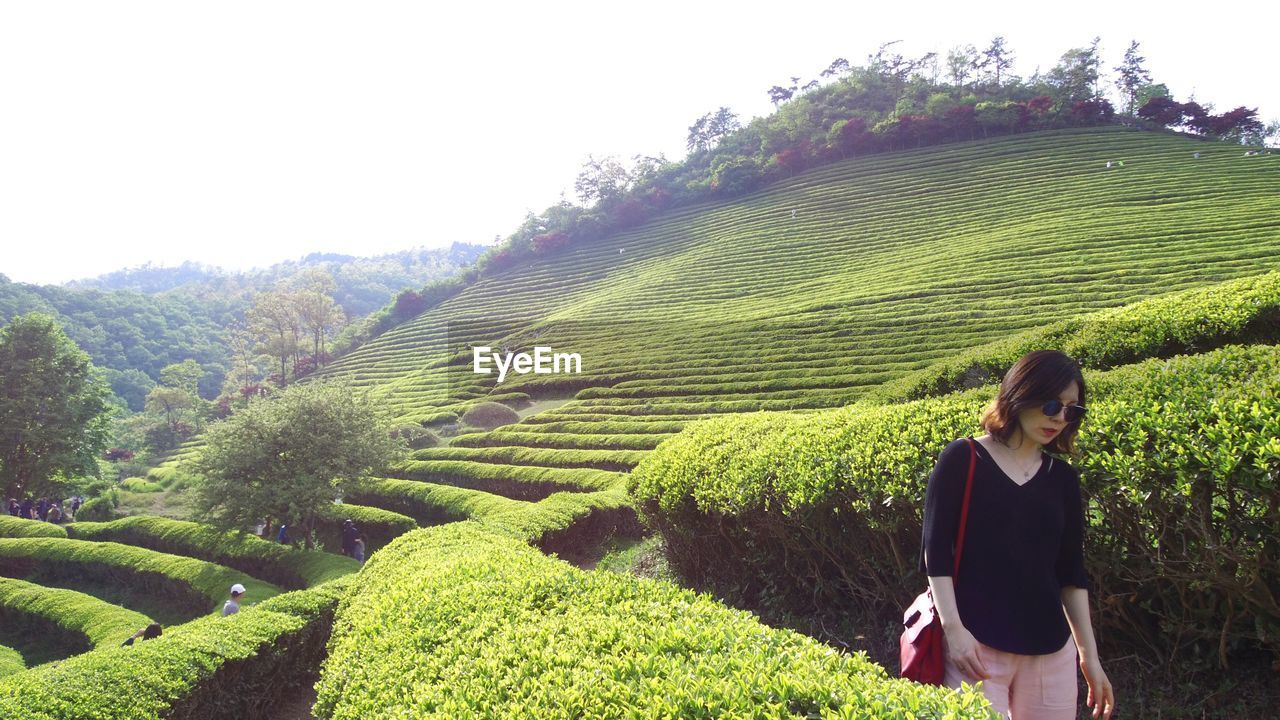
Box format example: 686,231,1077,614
271,681,317,720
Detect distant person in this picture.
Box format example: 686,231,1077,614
36,498,49,521
71,496,82,515
918,350,1113,719
276,524,290,545
222,584,246,616
353,537,366,564
122,623,163,646
46,504,62,524
6,499,17,517
19,498,32,520
341,519,359,557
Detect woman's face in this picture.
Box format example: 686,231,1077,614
1015,380,1080,447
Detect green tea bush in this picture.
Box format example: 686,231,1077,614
0,645,21,680
74,491,120,522
0,577,150,652
0,577,352,720
0,538,283,616
120,477,164,493
410,445,646,472
630,344,1280,666
873,271,1280,403
459,401,520,430
344,477,526,525
66,516,358,590
313,523,995,719
396,459,622,498
389,423,440,450
0,516,67,539
313,502,416,553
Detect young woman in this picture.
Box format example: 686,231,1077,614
920,350,1114,719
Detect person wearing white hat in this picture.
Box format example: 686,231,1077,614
222,583,246,616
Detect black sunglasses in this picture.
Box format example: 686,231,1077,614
1041,399,1086,422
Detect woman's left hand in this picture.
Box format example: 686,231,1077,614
1079,656,1114,719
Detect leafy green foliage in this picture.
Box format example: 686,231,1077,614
459,400,520,430
313,524,996,719
631,344,1280,665
66,515,358,590
0,537,282,614
0,577,351,720
0,313,112,499
190,380,405,548
0,644,22,680
0,516,68,539
872,270,1280,403
0,576,150,650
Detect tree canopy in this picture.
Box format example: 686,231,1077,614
190,380,404,548
0,313,112,499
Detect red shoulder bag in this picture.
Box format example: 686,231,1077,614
900,438,976,684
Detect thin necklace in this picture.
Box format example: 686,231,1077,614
996,438,1041,480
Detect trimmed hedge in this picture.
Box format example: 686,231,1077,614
872,270,1280,403
0,645,21,680
0,576,150,653
120,477,164,493
313,502,416,553
0,516,67,539
477,487,643,559
0,577,352,720
74,493,120,523
344,477,527,526
459,401,520,429
630,343,1280,665
313,523,995,719
66,516,359,590
0,538,283,617
396,459,623,498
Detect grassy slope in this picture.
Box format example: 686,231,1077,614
313,126,1280,535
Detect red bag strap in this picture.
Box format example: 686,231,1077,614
951,438,978,580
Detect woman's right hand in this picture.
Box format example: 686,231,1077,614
944,624,989,681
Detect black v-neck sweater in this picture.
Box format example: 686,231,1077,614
918,436,1090,655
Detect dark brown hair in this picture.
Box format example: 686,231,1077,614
979,350,1086,455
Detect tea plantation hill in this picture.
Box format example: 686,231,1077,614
309,126,1280,548
1,125,1277,718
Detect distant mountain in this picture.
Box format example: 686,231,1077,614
66,243,486,319
0,243,486,410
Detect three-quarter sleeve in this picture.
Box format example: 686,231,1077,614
919,438,971,577
1055,465,1091,590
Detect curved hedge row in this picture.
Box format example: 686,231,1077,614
313,523,995,719
0,577,351,720
630,343,1280,665
0,577,150,654
396,459,624,497
410,445,648,472
0,517,67,539
344,477,527,526
482,488,644,561
66,516,359,590
872,270,1280,402
0,645,20,680
0,538,282,617
313,502,416,554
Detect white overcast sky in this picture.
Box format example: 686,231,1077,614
2,1,1276,285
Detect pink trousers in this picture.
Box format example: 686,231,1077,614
943,636,1078,719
